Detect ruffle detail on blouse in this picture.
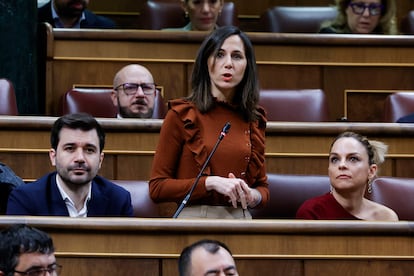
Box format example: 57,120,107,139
245,107,267,186
169,99,211,174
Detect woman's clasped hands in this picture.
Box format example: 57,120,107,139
205,173,259,209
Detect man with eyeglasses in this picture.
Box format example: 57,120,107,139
0,224,62,276
319,0,397,35
111,64,158,119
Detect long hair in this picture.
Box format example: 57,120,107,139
321,0,397,34
187,26,260,122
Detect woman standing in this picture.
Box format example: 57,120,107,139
149,26,269,219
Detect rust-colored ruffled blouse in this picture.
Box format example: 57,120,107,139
149,99,269,208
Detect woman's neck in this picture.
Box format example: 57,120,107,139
331,189,365,217
211,87,234,103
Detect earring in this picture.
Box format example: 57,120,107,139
185,11,189,18
367,179,373,194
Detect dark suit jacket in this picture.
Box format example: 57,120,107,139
38,2,116,28
397,113,414,123
6,172,133,217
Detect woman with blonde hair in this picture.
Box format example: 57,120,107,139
296,131,399,221
164,0,224,31
319,0,398,34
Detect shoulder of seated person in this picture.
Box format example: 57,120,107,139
319,27,337,34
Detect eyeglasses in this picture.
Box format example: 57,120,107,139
14,264,62,276
114,83,156,96
190,0,220,6
349,2,383,16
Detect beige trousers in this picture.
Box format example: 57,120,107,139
177,205,252,219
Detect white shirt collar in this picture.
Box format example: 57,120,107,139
55,174,92,217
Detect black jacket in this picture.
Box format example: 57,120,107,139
397,113,414,123
38,2,116,29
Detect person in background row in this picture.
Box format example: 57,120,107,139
296,131,399,221
38,0,116,28
149,26,269,219
178,239,239,276
7,113,133,217
0,224,62,276
165,0,224,31
111,64,157,119
319,0,397,34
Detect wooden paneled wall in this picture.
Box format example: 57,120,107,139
87,0,414,31
1,216,414,276
0,116,413,181
39,26,414,122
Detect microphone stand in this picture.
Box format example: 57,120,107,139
173,122,231,218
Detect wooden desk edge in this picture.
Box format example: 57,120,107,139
0,216,413,235
1,116,414,135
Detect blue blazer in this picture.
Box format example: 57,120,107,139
6,172,133,217
38,2,116,29
397,113,414,123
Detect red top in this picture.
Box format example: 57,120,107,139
149,99,269,208
296,193,360,220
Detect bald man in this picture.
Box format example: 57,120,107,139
178,239,239,276
111,64,157,118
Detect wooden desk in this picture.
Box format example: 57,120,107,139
1,216,414,276
39,26,414,121
0,116,413,180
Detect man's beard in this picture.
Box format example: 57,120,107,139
57,0,87,17
119,105,154,118
56,164,93,187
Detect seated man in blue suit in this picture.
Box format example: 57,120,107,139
38,0,116,29
397,113,414,123
7,113,133,217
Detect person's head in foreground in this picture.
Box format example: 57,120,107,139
178,239,238,276
0,224,61,276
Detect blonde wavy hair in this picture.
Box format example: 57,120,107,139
321,0,398,34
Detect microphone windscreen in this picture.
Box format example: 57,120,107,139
222,122,231,134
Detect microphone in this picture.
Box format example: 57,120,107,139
173,121,231,218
